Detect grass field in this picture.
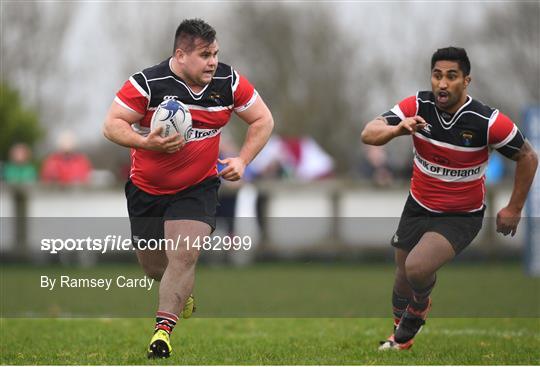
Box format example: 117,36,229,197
1,263,538,317
1,318,539,365
1,263,539,364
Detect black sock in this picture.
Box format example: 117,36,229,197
410,276,436,311
392,291,410,323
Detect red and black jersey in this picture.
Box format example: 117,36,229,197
114,59,257,195
382,91,525,213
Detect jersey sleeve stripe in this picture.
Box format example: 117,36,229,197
234,89,259,112
487,109,500,129
114,96,138,113
486,109,500,146
491,124,518,149
129,76,150,99
390,105,406,121
133,72,150,94
231,69,240,93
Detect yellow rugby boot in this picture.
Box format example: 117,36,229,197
181,294,196,319
147,329,172,359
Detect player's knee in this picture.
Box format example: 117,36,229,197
168,251,198,269
405,261,431,286
142,264,166,281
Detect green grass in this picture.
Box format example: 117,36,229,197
1,263,538,317
1,263,539,364
1,318,539,365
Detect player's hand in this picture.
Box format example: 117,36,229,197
496,206,522,236
144,127,185,153
394,116,427,137
218,157,246,181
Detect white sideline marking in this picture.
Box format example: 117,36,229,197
348,327,538,339
423,328,538,338
10,318,540,339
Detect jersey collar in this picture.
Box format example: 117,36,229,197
168,58,210,100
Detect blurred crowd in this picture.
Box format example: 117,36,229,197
1,131,338,188
1,131,92,187
1,130,510,189
220,133,335,183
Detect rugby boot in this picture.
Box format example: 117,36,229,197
378,318,414,351
181,294,196,319
378,333,414,350
394,297,432,344
147,329,172,359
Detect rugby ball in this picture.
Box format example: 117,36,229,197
150,99,192,141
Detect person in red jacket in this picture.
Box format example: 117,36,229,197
41,131,92,185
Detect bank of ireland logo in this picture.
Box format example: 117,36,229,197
184,127,194,141
461,130,474,146
433,154,449,165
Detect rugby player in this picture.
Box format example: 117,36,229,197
361,47,538,350
103,19,273,358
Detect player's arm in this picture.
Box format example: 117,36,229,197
496,140,538,236
218,97,274,181
361,96,426,146
102,102,182,154
361,116,427,146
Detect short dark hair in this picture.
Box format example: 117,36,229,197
431,47,471,76
173,18,216,54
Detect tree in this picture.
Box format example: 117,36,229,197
472,2,539,119
225,3,367,173
1,2,75,111
0,82,43,160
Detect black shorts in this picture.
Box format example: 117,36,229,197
125,176,220,249
391,194,484,254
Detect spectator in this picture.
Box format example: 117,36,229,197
363,145,394,187
2,143,37,184
40,131,92,185
247,135,334,181
280,136,334,180
244,135,286,181
216,133,243,233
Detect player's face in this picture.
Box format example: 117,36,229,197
431,60,470,113
180,39,219,88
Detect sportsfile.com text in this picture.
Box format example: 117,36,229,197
40,235,252,254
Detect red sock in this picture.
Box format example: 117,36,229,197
155,311,179,334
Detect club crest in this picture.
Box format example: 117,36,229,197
461,131,474,146
209,91,224,105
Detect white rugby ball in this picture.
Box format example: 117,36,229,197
150,99,192,141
